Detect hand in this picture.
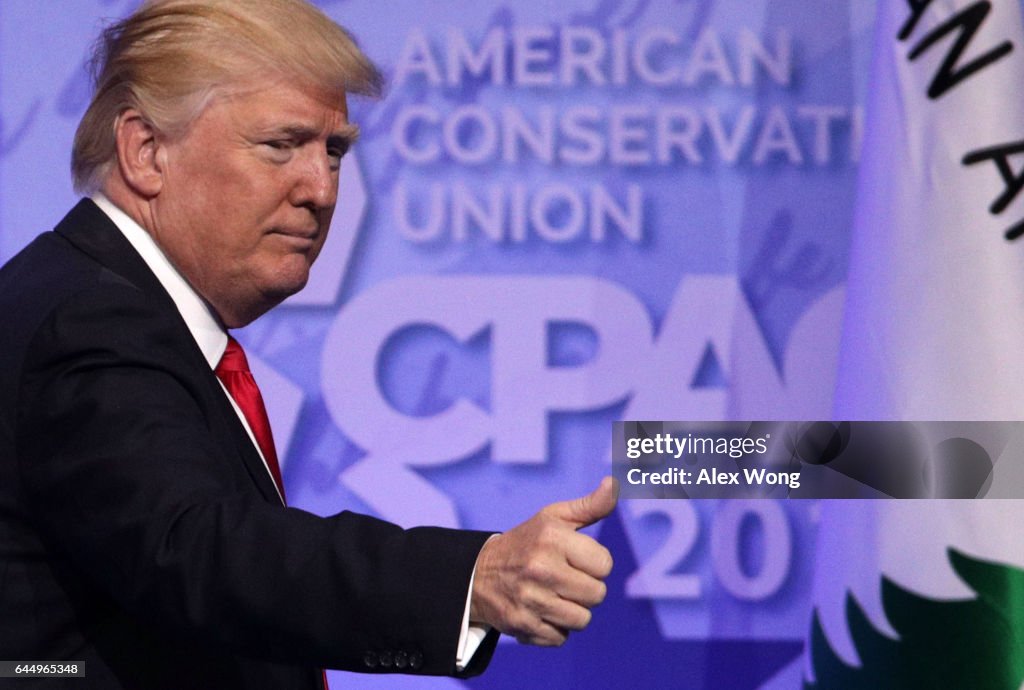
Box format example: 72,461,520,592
469,476,619,646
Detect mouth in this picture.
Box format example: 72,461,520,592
269,227,320,252
270,226,319,240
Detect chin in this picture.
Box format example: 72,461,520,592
268,259,312,296
223,264,310,327
266,272,311,304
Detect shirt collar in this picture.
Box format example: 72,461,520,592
91,193,228,369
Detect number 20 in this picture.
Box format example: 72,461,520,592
624,500,791,601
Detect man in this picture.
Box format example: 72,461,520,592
0,1,616,688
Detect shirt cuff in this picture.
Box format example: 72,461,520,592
455,539,496,671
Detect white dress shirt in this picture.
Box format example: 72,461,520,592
91,193,488,670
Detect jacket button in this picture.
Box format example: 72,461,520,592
379,651,393,668
409,652,423,670
394,651,409,669
362,651,378,669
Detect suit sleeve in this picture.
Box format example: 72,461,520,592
15,282,498,676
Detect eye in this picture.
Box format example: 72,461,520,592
327,142,349,170
261,140,294,161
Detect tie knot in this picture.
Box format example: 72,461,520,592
216,336,250,374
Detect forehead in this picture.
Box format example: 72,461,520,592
203,79,353,136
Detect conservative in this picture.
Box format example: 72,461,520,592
0,1,617,688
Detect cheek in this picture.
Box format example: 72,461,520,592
201,191,274,254
180,147,265,219
167,170,243,245
173,153,297,258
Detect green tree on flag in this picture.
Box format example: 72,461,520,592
806,549,1024,689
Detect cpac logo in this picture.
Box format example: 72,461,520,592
319,273,843,527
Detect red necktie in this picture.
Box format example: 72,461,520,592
216,337,330,689
215,336,286,502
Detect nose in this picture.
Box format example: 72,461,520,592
290,149,337,212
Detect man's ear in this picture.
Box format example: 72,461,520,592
113,108,164,197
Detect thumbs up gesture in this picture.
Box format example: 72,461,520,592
469,477,619,646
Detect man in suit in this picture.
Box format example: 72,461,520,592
0,1,617,688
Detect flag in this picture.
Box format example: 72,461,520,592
805,1,1024,687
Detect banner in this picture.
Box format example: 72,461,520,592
808,1,1024,687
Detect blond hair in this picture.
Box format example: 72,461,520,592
72,0,382,193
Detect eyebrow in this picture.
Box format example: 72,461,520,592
267,122,361,149
329,123,360,152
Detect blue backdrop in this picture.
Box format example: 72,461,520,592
1,1,882,687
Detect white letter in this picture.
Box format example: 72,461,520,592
443,105,498,164
513,26,556,86
634,28,682,86
705,105,756,164
393,182,446,242
752,106,803,165
590,184,643,242
656,106,703,163
611,28,630,85
489,277,654,459
738,28,791,86
561,26,607,85
502,106,555,164
610,105,652,165
322,277,493,466
451,182,505,242
394,28,443,87
623,276,742,420
446,27,507,86
392,105,441,164
560,106,606,165
682,28,735,86
797,105,846,165
531,184,585,242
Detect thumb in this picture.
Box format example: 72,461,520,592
546,476,619,528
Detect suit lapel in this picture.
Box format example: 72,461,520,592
53,199,286,506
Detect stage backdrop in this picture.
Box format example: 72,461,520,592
4,2,1020,689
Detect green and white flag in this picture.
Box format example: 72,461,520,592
804,1,1024,688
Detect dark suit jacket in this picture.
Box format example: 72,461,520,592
0,200,497,689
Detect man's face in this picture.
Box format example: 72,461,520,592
149,79,356,327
